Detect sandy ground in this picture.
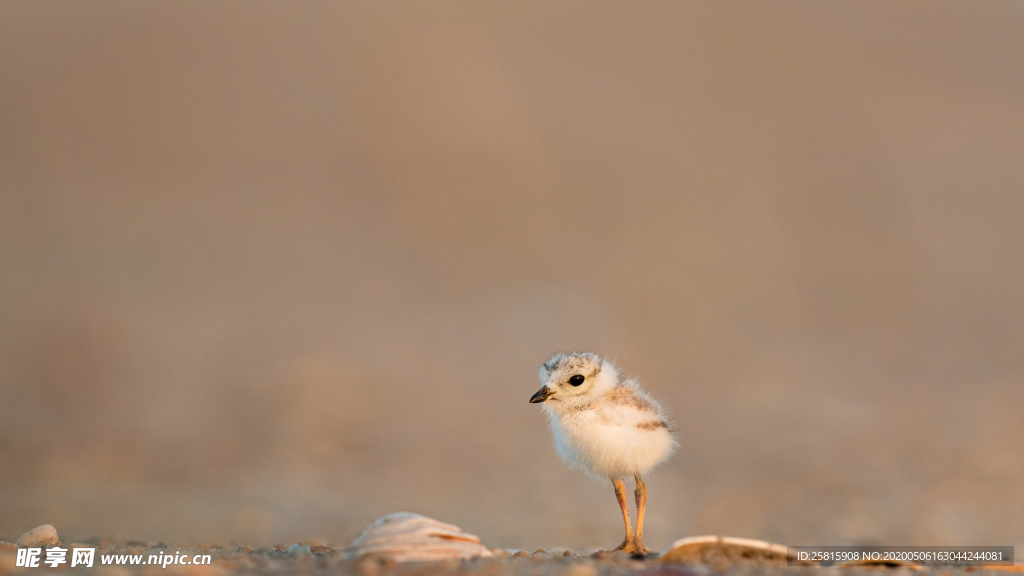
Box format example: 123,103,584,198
2,541,1019,576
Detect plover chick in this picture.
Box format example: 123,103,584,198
530,352,676,555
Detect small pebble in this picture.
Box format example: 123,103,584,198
310,545,332,553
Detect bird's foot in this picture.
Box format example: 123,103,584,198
612,539,651,556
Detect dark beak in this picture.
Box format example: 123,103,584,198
530,385,555,404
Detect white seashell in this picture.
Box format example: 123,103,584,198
838,557,925,570
660,535,810,566
344,512,493,562
16,525,61,547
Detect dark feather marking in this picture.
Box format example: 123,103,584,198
606,386,655,411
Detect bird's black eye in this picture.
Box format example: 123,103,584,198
569,375,585,386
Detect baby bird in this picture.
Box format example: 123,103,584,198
530,352,676,555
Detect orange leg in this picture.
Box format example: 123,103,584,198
633,474,650,555
611,478,636,552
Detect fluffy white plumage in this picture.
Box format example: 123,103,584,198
531,352,676,479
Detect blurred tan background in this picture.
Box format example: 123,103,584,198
1,0,1023,553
